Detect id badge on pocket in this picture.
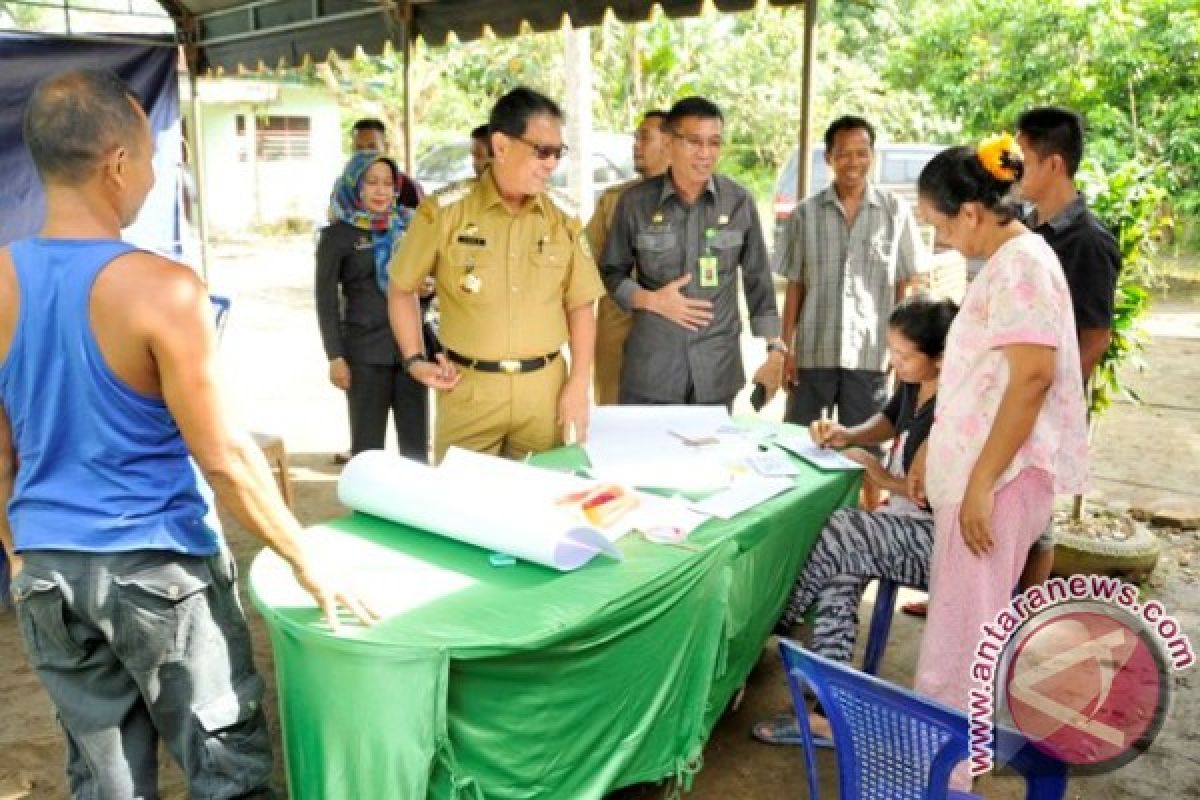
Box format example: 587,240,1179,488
698,255,719,288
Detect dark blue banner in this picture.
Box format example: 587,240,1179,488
0,33,180,252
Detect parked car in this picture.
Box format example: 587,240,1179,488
416,132,635,201
772,142,946,251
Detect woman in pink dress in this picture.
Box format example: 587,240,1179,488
911,135,1090,787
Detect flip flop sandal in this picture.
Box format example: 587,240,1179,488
901,600,928,617
751,712,834,748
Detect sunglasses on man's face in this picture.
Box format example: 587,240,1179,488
513,135,569,161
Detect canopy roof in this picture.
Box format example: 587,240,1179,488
160,0,807,72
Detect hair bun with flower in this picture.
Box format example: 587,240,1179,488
976,132,1024,182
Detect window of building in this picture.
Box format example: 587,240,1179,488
255,115,311,162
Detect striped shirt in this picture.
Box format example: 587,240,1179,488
776,184,920,371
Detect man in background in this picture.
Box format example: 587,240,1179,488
600,96,785,409
776,115,920,434
469,123,492,178
585,110,671,405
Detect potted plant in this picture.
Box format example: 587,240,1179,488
1051,159,1173,582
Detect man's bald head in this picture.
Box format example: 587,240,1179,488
24,69,146,186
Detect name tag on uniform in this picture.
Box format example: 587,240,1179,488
456,223,487,247
354,237,373,250
698,255,719,288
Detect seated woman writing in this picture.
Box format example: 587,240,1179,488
753,296,957,745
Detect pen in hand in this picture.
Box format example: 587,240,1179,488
814,407,833,448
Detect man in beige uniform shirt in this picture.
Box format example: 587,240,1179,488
389,88,605,461
585,110,671,405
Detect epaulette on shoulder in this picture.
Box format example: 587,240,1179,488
434,179,475,207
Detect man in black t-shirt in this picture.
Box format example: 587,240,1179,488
1017,108,1121,378
1016,107,1122,587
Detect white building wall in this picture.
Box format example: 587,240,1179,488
196,82,342,236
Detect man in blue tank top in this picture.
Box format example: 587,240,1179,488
0,69,376,798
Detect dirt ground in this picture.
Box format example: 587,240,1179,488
1,235,1197,799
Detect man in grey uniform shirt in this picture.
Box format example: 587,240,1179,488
600,96,786,408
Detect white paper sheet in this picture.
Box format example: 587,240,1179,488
688,478,794,520
743,450,802,477
772,432,866,471
338,449,626,571
585,405,755,491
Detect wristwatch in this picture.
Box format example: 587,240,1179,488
402,353,427,373
766,340,789,355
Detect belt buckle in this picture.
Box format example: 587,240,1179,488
498,359,522,374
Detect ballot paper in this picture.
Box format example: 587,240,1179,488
743,450,802,477
338,449,624,571
688,477,794,520
585,406,758,492
773,431,866,471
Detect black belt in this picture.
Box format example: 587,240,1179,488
447,349,559,374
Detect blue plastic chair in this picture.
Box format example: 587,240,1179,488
780,640,1068,800
862,579,1022,676
862,576,906,675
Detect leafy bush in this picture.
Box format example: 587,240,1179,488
1078,158,1172,413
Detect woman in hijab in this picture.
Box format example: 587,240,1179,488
315,151,431,462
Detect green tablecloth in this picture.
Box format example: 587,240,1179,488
249,429,860,799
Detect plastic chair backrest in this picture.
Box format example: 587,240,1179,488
779,640,1067,800
210,294,231,342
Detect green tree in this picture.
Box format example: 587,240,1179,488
890,0,1199,243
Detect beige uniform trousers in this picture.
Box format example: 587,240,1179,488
434,356,566,462
592,295,633,406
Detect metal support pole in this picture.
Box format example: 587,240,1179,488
401,1,414,175
797,0,818,200
187,69,212,281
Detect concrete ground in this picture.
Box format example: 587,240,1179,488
1,235,1197,799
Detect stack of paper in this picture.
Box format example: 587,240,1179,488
585,406,759,492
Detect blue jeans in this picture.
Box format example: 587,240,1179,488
11,549,275,799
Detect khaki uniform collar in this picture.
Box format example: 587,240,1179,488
479,168,549,215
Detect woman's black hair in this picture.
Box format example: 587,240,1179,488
888,296,959,359
917,145,1024,223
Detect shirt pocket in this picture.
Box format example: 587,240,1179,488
530,240,572,303
635,230,679,283
444,243,500,304
709,228,744,276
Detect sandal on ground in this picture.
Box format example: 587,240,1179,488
901,600,928,618
751,712,833,748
